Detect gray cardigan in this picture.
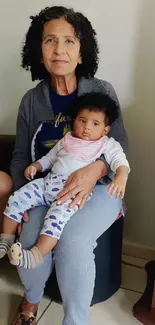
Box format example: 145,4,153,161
10,77,128,190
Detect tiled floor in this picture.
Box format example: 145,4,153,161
0,254,148,324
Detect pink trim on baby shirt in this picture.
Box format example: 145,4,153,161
62,132,106,160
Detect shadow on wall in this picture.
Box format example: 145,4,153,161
123,0,155,248
0,54,27,135
0,54,36,135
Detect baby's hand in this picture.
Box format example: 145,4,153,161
107,174,128,199
24,165,37,181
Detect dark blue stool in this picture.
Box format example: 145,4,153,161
45,216,123,305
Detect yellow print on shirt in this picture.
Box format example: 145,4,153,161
42,123,71,149
55,112,72,128
63,124,71,136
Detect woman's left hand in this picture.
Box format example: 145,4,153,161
57,161,107,209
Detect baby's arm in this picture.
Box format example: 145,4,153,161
24,140,62,181
107,165,129,199
102,137,130,198
24,162,42,180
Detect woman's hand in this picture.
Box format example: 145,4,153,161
57,160,107,209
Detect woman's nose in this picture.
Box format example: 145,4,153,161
54,41,65,55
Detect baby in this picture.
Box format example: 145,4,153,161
0,92,130,269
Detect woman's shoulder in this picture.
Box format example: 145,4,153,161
79,77,119,104
98,78,119,104
21,79,47,103
19,79,49,116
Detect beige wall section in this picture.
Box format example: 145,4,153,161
0,1,154,248
124,0,155,248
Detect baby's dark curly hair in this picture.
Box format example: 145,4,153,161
22,6,99,81
72,92,119,126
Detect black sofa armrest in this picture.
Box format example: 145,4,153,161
0,135,15,174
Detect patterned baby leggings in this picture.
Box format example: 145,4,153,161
4,172,81,240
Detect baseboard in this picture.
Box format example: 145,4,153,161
123,240,155,260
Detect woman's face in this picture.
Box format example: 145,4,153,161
41,18,82,77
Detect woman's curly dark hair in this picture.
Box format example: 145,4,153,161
21,6,99,81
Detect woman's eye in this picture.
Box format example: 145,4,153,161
46,38,55,44
65,39,74,44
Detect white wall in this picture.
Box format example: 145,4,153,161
123,0,155,248
0,0,155,249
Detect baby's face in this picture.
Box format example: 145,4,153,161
73,108,110,141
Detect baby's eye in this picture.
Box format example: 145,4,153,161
93,122,99,126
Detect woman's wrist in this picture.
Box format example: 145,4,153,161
91,160,108,180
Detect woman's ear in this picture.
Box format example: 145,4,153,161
78,53,82,64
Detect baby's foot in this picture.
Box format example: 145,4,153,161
0,233,15,258
10,242,23,260
8,245,44,269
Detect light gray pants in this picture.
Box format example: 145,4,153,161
18,184,122,325
5,174,81,240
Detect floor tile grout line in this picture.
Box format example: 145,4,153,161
36,300,53,324
121,286,143,294
123,253,151,261
122,260,145,269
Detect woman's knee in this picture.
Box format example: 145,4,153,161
0,171,13,198
55,222,96,262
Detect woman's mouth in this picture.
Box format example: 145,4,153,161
52,60,68,64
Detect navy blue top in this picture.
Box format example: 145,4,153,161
37,85,77,158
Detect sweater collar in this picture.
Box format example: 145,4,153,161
34,77,102,125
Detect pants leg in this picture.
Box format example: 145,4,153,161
17,173,68,302
17,206,53,303
17,184,122,323
54,184,122,325
41,199,79,239
4,179,45,222
44,172,67,204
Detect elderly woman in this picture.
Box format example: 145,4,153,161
8,6,128,325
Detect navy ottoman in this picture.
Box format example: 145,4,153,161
45,216,123,305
